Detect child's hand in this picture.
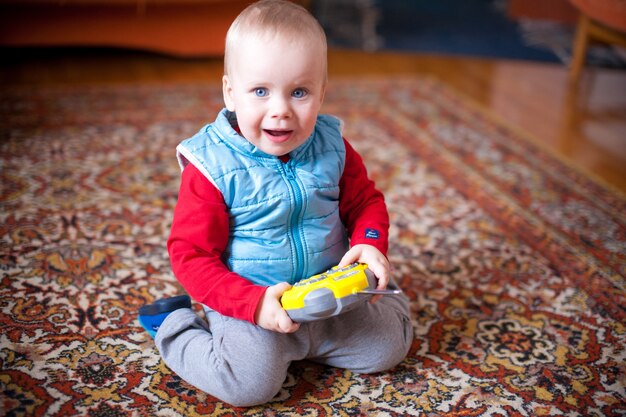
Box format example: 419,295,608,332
338,244,390,303
254,282,300,333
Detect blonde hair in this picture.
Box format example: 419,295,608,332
224,0,327,76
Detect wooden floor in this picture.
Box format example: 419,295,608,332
3,47,626,194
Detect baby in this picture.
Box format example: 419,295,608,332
139,0,413,407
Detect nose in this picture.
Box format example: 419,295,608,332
269,94,292,119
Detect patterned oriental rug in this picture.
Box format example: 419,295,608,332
1,77,625,417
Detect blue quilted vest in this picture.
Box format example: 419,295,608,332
176,108,349,286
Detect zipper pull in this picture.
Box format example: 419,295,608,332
284,163,295,180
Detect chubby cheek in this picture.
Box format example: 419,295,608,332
236,110,262,137
238,124,261,144
300,101,323,128
302,115,320,138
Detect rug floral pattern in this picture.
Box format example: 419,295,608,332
1,78,624,416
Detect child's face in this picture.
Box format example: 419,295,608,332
222,34,326,156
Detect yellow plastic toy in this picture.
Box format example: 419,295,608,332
281,263,401,322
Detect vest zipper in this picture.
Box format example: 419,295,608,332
281,161,307,282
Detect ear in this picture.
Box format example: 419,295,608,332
222,75,236,112
319,82,327,105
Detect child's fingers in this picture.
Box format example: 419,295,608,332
270,283,300,333
269,282,292,298
338,247,359,268
368,260,389,288
277,311,300,333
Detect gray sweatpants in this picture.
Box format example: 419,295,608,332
155,294,413,407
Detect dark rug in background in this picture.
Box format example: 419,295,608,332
376,0,560,61
313,0,626,68
1,78,625,416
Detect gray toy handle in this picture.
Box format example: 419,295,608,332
361,269,403,295
358,289,403,295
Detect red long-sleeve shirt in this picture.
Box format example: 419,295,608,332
167,138,389,324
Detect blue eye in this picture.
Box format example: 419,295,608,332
292,88,307,99
254,88,268,97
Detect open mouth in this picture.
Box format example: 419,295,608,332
264,129,293,143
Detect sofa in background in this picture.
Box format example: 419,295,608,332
0,0,257,57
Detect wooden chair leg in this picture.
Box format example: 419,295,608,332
569,14,590,84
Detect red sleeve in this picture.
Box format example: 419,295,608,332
167,163,267,323
339,139,389,255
